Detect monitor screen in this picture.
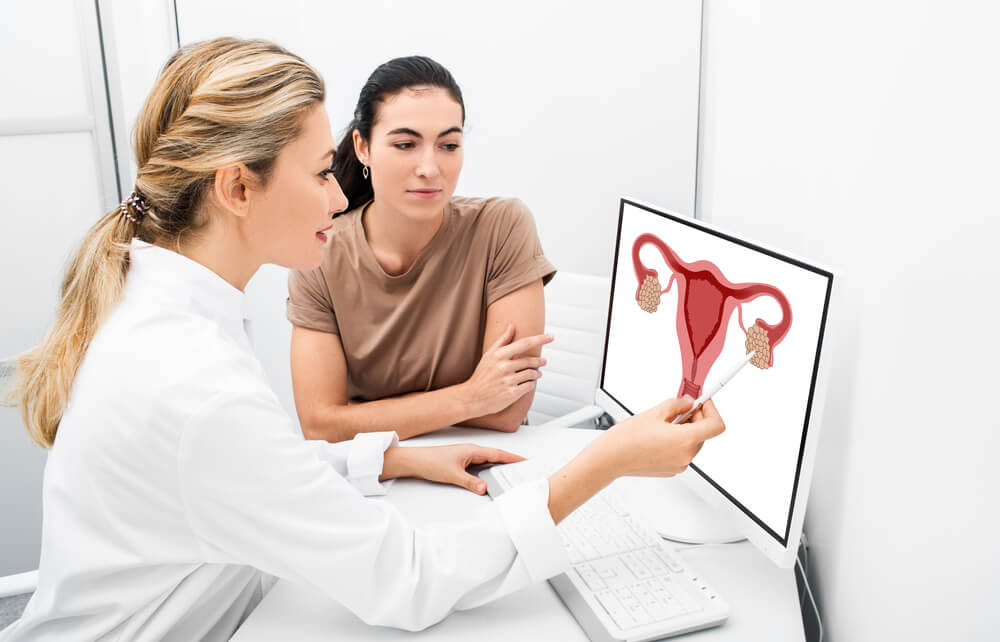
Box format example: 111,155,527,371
600,199,833,549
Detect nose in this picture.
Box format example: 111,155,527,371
328,175,349,216
414,146,441,180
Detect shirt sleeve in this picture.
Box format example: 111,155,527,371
484,199,557,308
287,266,339,334
177,388,569,631
305,431,399,496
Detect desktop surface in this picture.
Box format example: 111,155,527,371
232,427,804,642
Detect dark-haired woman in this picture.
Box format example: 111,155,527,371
288,56,556,444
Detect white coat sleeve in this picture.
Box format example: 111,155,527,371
305,432,399,496
177,389,569,632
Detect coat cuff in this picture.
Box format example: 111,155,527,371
493,478,570,583
346,431,399,496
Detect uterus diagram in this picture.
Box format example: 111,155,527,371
631,233,793,398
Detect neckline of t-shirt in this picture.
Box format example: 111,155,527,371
355,199,454,282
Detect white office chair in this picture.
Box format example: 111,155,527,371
528,272,611,429
0,357,38,626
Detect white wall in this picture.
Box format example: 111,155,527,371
105,0,178,185
697,1,999,639
175,0,704,277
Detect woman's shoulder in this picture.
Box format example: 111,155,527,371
449,195,536,236
329,202,365,237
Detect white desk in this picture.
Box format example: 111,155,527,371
232,426,805,641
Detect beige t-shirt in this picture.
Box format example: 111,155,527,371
287,196,556,401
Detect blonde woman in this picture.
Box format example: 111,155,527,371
2,38,724,640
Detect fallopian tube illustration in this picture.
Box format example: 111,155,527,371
631,233,793,398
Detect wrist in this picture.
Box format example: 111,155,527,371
380,446,415,481
450,381,479,419
587,430,628,482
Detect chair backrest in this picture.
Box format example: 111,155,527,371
528,272,611,426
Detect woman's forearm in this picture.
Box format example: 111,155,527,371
302,383,478,442
458,389,536,432
547,434,620,524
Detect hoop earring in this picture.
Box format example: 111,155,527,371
362,165,369,179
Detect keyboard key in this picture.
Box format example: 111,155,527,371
596,591,637,630
625,516,662,546
576,539,600,562
618,586,652,626
655,548,685,573
648,578,689,618
634,582,671,621
575,564,607,592
622,552,653,580
638,549,669,576
591,557,623,580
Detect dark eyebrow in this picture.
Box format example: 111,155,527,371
386,127,422,138
385,127,463,138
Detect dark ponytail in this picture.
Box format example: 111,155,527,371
333,56,465,213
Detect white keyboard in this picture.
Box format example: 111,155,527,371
481,456,729,641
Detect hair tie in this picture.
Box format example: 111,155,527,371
119,190,151,224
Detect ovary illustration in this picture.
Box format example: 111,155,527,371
632,233,793,398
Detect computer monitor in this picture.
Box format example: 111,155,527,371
596,198,837,568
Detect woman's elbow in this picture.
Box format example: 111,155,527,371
494,420,523,433
300,411,352,442
488,406,529,432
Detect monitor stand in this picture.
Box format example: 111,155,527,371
616,475,744,544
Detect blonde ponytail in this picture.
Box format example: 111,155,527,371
7,210,136,447
5,37,324,447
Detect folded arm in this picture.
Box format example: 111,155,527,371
291,280,547,442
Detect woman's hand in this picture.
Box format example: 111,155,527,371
382,444,526,494
457,324,553,419
600,397,727,478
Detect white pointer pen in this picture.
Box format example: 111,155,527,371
671,351,756,424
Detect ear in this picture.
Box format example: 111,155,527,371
212,164,252,219
352,129,370,166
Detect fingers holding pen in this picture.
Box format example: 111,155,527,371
688,399,726,439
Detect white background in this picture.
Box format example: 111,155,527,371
174,0,704,277
603,202,830,537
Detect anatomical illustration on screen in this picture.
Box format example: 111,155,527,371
603,203,830,457
601,202,832,535
630,232,793,399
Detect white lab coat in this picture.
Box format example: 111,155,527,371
1,242,568,641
